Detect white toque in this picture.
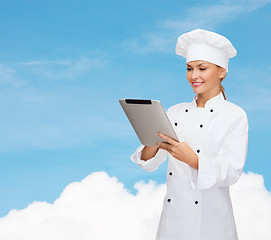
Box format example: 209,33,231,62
176,29,237,72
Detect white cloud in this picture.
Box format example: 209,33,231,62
0,54,108,87
16,56,108,80
0,172,165,240
0,171,270,240
160,5,244,33
124,0,271,54
231,172,271,239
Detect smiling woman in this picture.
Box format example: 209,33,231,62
131,29,248,240
186,61,226,107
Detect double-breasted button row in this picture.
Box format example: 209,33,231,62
167,172,173,203
168,199,198,204
185,108,214,112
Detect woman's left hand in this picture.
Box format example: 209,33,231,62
157,132,199,170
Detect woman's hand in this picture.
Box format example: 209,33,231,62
157,133,199,170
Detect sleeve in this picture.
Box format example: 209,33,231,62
131,145,168,172
130,106,174,172
188,109,249,189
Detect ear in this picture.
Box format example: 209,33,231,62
219,67,226,79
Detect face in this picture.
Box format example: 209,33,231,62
186,60,226,97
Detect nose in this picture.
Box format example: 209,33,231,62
191,69,199,80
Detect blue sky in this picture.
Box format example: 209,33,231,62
0,0,271,217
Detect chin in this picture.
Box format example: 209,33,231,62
192,89,203,94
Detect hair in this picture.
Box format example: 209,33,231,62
217,65,227,100
220,76,226,100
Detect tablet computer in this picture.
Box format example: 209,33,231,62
119,99,179,146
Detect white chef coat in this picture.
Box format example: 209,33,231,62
131,91,248,240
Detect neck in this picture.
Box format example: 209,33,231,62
196,90,220,108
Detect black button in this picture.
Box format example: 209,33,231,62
169,172,172,175
167,199,171,202
197,149,200,153
210,109,213,112
195,201,198,204
200,124,203,128
185,109,188,112
175,122,178,126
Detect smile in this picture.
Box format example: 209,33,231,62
192,82,204,87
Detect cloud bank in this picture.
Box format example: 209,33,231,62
0,171,270,240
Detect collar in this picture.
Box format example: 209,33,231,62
192,91,225,109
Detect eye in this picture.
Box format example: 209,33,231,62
199,68,206,71
186,68,192,71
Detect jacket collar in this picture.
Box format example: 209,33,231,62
192,91,225,109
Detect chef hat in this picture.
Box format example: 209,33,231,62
175,29,237,72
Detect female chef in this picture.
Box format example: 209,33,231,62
131,29,248,240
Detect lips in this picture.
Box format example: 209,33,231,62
192,82,204,87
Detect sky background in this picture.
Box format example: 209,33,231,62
0,0,271,225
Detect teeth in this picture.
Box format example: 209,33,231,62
193,82,203,86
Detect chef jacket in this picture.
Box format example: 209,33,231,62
131,91,248,240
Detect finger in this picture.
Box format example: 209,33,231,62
158,145,173,155
157,142,171,149
158,132,177,146
157,142,174,154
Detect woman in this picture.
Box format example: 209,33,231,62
131,29,248,240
